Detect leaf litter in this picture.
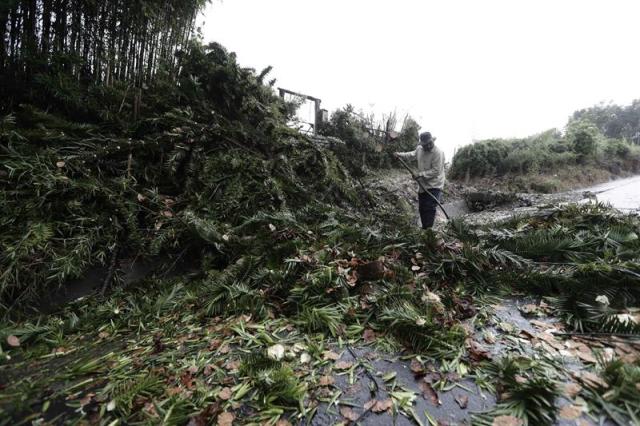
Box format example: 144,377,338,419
1,201,639,425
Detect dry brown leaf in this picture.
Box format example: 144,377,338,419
559,404,583,420
466,339,492,361
203,365,214,376
483,331,497,344
418,380,440,406
492,415,523,426
79,393,95,407
319,375,335,386
535,332,564,351
410,359,425,375
519,329,535,340
225,359,241,371
166,386,183,396
363,400,376,411
323,350,341,360
346,271,359,286
519,304,538,315
218,387,232,401
217,412,235,426
575,371,609,389
363,329,376,342
6,335,20,347
371,399,393,413
570,341,597,364
563,383,582,399
454,394,469,409
335,361,354,370
515,375,527,384
530,320,554,330
144,401,159,417
340,406,359,422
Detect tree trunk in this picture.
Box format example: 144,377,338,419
41,0,52,57
0,7,9,71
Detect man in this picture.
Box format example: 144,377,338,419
395,132,445,229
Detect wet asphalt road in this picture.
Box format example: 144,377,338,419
579,175,640,210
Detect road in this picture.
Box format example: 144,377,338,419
579,174,640,210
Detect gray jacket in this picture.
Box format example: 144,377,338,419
396,145,446,191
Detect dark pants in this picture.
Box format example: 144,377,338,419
418,189,442,229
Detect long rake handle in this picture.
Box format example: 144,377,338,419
395,155,450,220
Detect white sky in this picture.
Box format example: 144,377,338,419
201,0,640,158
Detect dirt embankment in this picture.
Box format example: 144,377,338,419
453,164,639,195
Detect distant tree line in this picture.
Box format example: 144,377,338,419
571,100,640,143
449,121,640,184
1,0,207,105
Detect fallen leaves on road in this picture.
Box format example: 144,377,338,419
340,406,359,422
573,371,609,389
410,358,425,375
563,382,582,399
366,398,393,413
418,380,440,406
217,387,232,401
466,338,492,362
455,394,469,409
217,412,235,426
559,404,583,420
323,350,341,361
334,360,353,370
319,375,335,386
363,329,376,342
492,415,523,426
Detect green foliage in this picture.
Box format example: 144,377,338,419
318,105,420,177
1,0,207,105
462,203,640,333
566,119,599,158
592,359,640,422
449,129,568,180
0,39,370,312
240,353,306,406
571,100,640,141
450,110,640,186
474,357,560,425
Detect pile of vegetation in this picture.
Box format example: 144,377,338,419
1,201,639,424
450,120,640,193
1,33,382,314
317,106,421,178
2,2,639,425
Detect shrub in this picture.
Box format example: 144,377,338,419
566,120,599,158
530,179,561,194
604,138,631,158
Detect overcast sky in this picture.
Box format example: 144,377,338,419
201,0,640,158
